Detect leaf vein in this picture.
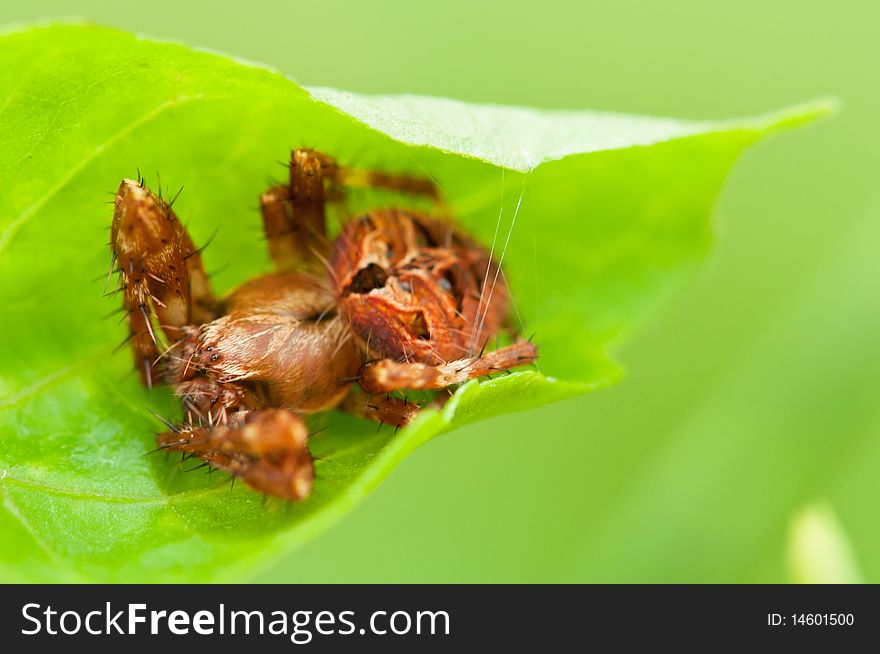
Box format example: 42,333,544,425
0,472,221,505
0,93,231,256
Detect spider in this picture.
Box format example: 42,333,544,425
108,149,538,500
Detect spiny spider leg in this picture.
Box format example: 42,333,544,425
111,179,217,387
156,408,315,501
358,340,539,394
260,149,332,271
260,148,443,273
340,391,421,431
339,164,441,203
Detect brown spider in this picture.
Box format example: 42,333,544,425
109,149,538,500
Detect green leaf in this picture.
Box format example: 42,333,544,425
0,22,829,582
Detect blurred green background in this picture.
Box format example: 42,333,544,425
3,1,875,583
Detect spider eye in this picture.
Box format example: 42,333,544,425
400,281,412,293
206,346,214,352
210,354,220,362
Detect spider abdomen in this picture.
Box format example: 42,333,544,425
331,209,509,364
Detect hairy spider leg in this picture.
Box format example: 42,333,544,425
339,391,422,431
339,166,441,202
259,148,443,272
260,149,333,271
358,339,539,394
156,408,314,501
111,179,217,387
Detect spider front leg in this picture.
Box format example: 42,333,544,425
260,149,334,271
110,179,217,387
260,148,442,271
156,407,315,501
358,340,539,394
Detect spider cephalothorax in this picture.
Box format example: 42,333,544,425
108,149,538,500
